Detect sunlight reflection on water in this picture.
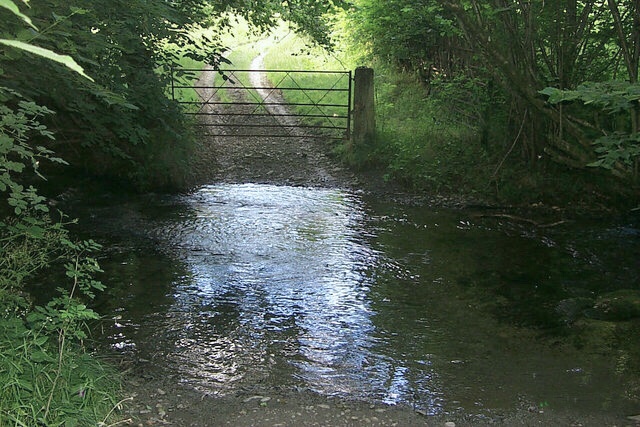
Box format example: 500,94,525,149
145,183,441,408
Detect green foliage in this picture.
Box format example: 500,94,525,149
541,82,640,175
0,86,120,424
280,0,350,49
0,89,66,328
0,89,65,298
541,82,640,114
0,116,119,426
27,239,105,341
589,132,640,171
0,0,37,29
343,0,459,73
0,39,93,81
0,6,121,421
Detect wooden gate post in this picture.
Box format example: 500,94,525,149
352,67,375,145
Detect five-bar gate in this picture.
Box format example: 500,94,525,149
170,68,352,140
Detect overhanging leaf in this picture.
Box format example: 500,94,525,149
0,0,37,29
0,39,94,81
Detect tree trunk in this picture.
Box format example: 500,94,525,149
444,1,594,162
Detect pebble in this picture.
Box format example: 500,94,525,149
445,422,456,427
243,395,268,403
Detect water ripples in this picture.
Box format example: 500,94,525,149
142,184,406,401
95,183,640,417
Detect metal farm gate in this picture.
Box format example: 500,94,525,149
170,68,352,140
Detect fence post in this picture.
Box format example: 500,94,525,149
352,67,375,145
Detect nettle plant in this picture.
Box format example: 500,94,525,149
0,89,65,304
1,0,102,324
0,86,113,426
0,85,105,341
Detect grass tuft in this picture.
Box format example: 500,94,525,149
0,317,121,426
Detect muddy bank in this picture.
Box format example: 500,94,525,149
120,374,629,426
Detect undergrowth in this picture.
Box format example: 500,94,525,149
322,63,503,202
0,318,120,426
370,68,491,193
1,89,122,426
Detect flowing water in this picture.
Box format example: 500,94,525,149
72,183,639,420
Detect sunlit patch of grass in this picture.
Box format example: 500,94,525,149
354,63,493,194
261,27,352,138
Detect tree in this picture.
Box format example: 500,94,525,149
540,0,640,179
1,0,348,189
345,0,463,78
440,0,639,177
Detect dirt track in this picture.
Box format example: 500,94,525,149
186,60,356,190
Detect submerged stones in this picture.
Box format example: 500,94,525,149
591,290,640,321
552,290,640,358
556,290,640,325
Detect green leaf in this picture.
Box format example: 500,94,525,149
31,350,55,363
0,0,37,29
0,39,94,81
539,87,558,97
33,335,48,346
69,6,88,15
4,160,25,172
26,225,45,238
15,378,34,391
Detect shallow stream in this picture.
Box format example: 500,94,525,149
70,183,639,420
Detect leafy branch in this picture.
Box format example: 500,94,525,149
0,0,93,80
541,82,640,177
